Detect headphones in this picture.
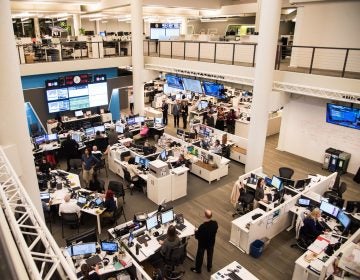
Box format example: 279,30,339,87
103,258,110,266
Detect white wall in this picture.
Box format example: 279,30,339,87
290,1,360,72
81,19,131,34
278,96,360,174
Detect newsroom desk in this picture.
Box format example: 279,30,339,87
108,212,195,263
41,170,110,234
211,261,259,280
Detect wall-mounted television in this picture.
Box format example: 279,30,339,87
46,81,108,114
326,103,360,130
202,81,225,99
165,74,183,90
182,77,203,93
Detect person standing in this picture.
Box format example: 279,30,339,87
161,99,168,125
81,148,99,187
61,134,79,171
129,91,134,115
215,106,225,131
226,109,237,134
191,209,218,274
172,100,180,128
181,100,189,129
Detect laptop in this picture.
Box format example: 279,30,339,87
77,196,87,208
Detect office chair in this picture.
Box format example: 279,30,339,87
44,208,53,233
290,209,311,251
102,205,127,226
60,212,80,238
98,179,105,193
122,168,141,195
232,188,254,218
336,182,347,198
163,242,187,280
94,158,108,177
279,167,294,179
108,181,125,204
69,159,82,175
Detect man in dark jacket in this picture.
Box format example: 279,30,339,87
191,209,218,274
161,100,168,125
61,134,79,171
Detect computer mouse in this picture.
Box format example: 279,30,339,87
153,232,159,237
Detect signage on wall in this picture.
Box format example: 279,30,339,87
45,74,107,89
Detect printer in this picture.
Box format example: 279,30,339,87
149,160,169,178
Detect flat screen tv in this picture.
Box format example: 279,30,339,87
326,103,360,130
202,81,225,99
182,78,203,93
165,74,183,90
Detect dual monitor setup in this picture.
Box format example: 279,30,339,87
165,74,227,99
66,241,118,257
176,129,196,139
33,133,59,145
126,116,162,127
145,208,174,232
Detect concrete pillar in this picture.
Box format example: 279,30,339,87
0,0,43,218
255,0,262,33
72,14,81,36
34,17,41,39
181,18,187,35
245,0,281,172
95,20,100,35
131,0,145,115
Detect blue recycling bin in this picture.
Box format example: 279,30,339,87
250,240,264,258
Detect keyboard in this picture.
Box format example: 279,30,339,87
175,223,186,231
156,234,167,242
228,271,242,280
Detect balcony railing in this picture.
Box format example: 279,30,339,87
143,40,360,79
17,40,132,64
16,39,360,79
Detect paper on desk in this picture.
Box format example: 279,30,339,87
308,239,329,254
310,258,324,272
141,247,154,257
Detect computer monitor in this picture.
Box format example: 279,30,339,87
78,196,87,204
337,210,351,230
75,110,83,117
135,116,145,123
34,135,46,145
155,117,162,124
115,125,124,133
135,156,140,164
298,198,311,207
85,127,95,136
264,177,272,186
127,117,136,125
95,197,103,206
271,176,283,191
277,177,295,188
46,133,58,142
161,209,174,224
94,125,105,133
159,150,167,161
295,178,311,189
320,200,340,218
101,241,119,253
146,215,158,231
71,242,96,256
139,158,149,168
71,133,81,143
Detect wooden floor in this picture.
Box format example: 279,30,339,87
52,114,360,280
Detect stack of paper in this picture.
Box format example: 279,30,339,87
308,238,330,254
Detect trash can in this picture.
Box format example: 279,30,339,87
250,240,264,258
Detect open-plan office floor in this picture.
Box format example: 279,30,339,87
51,113,360,280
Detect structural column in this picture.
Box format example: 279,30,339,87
131,0,145,115
72,14,81,36
0,0,43,218
95,20,100,35
254,0,262,33
245,0,282,172
181,18,188,35
33,17,41,38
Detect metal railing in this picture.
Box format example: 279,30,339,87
17,40,132,64
0,147,77,280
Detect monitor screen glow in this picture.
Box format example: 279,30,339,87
182,78,202,93
161,209,174,224
271,176,283,190
115,125,124,133
337,210,351,229
85,127,95,136
320,201,340,218
155,117,162,124
165,74,183,90
94,125,105,133
46,133,58,142
101,241,118,253
146,215,158,231
71,242,96,256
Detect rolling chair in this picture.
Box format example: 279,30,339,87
69,159,82,176
290,209,311,251
102,205,127,226
163,242,188,280
60,212,80,238
94,158,108,177
232,188,254,217
279,167,294,179
108,181,125,204
335,182,347,198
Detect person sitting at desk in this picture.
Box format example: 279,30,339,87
59,194,81,218
209,140,222,154
38,156,52,174
127,157,140,178
133,123,149,141
81,148,99,187
159,225,181,258
94,130,103,139
173,154,187,168
80,263,100,280
107,126,118,146
254,178,268,207
101,190,117,218
61,134,79,172
300,208,326,243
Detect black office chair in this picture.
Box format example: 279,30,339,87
102,205,127,226
69,159,83,175
94,158,108,177
122,168,136,195
163,242,187,280
44,209,53,233
98,179,105,193
232,188,254,217
108,181,125,204
60,212,80,238
279,167,294,179
336,182,347,198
